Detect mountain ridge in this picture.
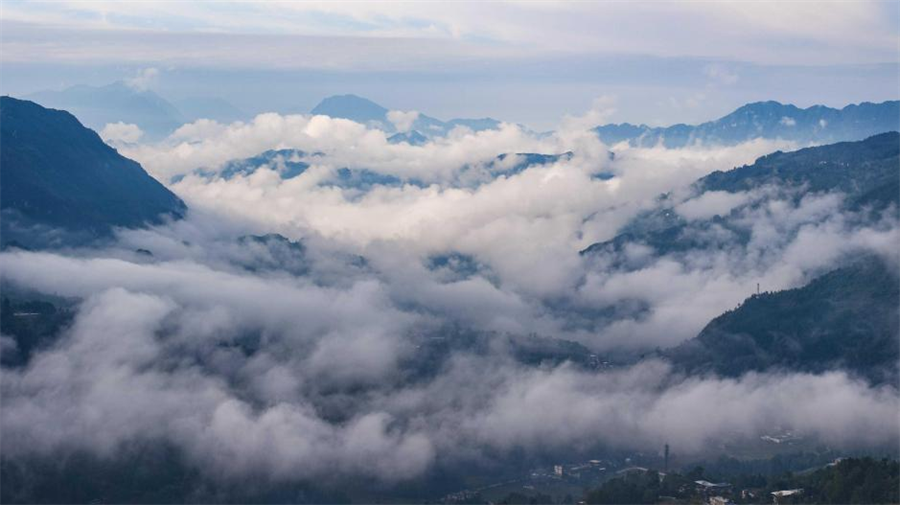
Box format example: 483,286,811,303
310,93,502,136
0,97,186,249
594,100,900,147
581,131,900,257
666,255,899,385
25,82,185,140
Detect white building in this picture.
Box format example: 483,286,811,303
771,489,804,504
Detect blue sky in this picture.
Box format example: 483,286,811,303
2,1,898,129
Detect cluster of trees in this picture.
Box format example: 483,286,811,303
798,458,899,504
584,469,697,504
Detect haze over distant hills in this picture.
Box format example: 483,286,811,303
17,80,898,150
172,96,247,124
24,83,247,140
594,100,900,147
25,82,186,140
19,86,502,142
0,97,186,248
310,94,502,138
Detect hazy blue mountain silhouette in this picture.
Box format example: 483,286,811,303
446,117,502,131
172,149,311,183
489,152,574,176
25,82,185,140
594,100,900,147
0,97,186,249
218,149,310,180
177,147,412,190
388,130,428,145
311,94,390,126
310,94,501,136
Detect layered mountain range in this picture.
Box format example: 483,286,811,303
2,96,896,384
310,93,502,138
594,100,900,147
582,132,900,384
18,81,899,150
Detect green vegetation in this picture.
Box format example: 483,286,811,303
797,458,899,504
699,132,900,210
667,256,899,385
581,133,900,387
583,132,900,258
584,469,692,504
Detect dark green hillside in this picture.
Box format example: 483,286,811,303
698,131,899,209
0,97,186,248
667,256,899,385
582,132,899,257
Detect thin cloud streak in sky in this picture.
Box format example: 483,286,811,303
3,2,897,128
2,2,897,66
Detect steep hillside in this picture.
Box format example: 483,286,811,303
667,256,899,385
582,132,899,257
0,97,186,248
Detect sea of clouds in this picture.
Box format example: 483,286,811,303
2,106,898,488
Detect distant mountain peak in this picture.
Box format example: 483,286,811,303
310,94,389,124
388,130,427,145
309,94,503,137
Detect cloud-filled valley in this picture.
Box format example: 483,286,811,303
1,92,898,502
2,2,899,502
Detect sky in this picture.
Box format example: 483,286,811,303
2,1,898,129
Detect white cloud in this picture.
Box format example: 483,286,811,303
2,94,897,491
675,190,753,221
1,270,895,483
560,95,617,132
124,67,159,91
703,64,739,85
100,122,144,144
2,2,895,67
780,116,797,127
387,110,419,133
